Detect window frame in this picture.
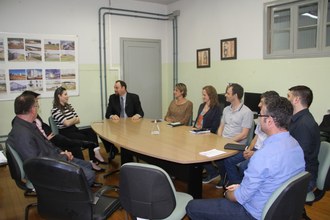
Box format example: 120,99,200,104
264,0,330,59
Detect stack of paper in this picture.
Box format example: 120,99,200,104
0,151,7,166
199,149,226,157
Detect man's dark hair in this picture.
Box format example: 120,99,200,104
116,80,127,90
265,96,293,130
228,83,244,100
289,85,313,107
22,90,40,98
14,94,36,115
261,90,279,105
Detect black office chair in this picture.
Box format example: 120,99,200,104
262,171,311,220
306,141,330,204
5,143,37,220
119,162,193,220
24,157,121,220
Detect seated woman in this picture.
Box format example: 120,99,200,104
22,90,97,160
51,86,105,172
164,83,193,125
193,85,221,134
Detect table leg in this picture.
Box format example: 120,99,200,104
187,164,203,199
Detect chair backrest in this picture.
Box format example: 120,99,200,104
24,157,94,220
5,143,34,192
246,120,255,146
262,171,311,220
48,116,59,135
119,162,176,219
316,141,330,191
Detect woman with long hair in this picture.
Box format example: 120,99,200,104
193,85,221,134
51,86,105,172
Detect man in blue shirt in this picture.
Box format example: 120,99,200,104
186,96,305,220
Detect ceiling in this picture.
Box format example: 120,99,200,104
133,0,179,5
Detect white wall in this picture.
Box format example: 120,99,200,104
0,0,172,135
166,0,330,124
0,0,329,137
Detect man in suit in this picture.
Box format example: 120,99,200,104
102,80,144,161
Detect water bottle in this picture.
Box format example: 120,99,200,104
151,120,160,135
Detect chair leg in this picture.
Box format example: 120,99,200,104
103,169,120,178
25,202,37,220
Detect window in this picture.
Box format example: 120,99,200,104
264,0,330,58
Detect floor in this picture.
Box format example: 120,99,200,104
0,147,329,220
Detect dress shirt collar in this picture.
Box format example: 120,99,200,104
291,108,309,123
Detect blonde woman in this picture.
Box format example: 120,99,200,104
165,83,193,125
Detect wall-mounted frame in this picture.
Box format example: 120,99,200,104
220,38,237,60
196,48,210,68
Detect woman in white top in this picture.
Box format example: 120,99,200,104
51,86,105,172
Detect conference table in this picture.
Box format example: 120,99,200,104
91,118,239,198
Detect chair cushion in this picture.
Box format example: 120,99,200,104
163,192,193,220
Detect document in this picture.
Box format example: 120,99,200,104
199,149,226,157
190,128,210,134
0,150,7,166
168,122,184,127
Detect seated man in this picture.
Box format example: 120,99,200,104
287,85,320,192
203,83,253,186
6,93,99,187
101,80,144,162
22,90,100,161
223,91,279,185
186,96,305,220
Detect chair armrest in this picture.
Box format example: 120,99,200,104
93,185,119,204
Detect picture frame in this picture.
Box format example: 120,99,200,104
220,38,237,60
196,48,210,68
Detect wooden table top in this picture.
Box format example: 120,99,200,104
92,118,238,164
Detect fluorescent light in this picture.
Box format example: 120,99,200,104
302,12,318,19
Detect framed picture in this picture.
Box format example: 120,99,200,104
196,48,210,68
220,38,237,60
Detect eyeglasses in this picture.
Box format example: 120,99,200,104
258,114,270,118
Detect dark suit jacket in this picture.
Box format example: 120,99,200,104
105,92,144,119
193,103,221,134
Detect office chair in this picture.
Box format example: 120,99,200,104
5,143,37,220
306,141,330,204
48,116,59,135
24,157,121,220
262,171,311,220
119,162,193,220
246,120,255,146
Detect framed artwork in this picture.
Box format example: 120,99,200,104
196,48,210,68
220,38,237,60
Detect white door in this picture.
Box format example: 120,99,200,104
121,38,162,119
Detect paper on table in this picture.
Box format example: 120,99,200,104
199,149,226,157
0,151,7,165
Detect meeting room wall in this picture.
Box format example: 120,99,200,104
0,0,172,136
0,0,329,137
167,0,330,124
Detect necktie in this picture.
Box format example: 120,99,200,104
120,97,125,118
